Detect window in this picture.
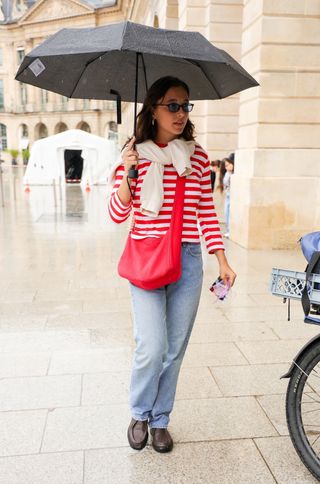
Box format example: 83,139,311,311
21,124,28,138
17,48,25,65
153,14,159,28
35,123,48,140
77,121,91,133
40,89,49,105
0,80,4,109
0,123,7,150
59,95,67,110
19,82,28,105
54,122,68,134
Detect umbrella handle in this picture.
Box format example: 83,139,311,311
128,140,138,178
128,167,138,179
110,89,122,124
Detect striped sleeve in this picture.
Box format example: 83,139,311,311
197,152,225,254
107,165,133,223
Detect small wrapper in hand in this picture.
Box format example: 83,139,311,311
209,277,231,301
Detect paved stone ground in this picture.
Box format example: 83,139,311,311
0,165,318,483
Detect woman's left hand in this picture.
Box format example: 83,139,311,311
219,261,237,288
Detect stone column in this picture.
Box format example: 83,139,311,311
231,0,320,248
178,1,243,158
178,0,212,148
165,0,178,29
205,0,243,160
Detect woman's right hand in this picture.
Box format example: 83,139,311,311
122,136,139,175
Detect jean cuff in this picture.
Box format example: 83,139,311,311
149,425,168,429
131,414,149,422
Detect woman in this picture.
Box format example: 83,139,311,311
210,159,221,191
108,76,236,453
222,156,235,238
217,158,226,193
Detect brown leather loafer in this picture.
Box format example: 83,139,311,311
150,428,173,453
127,418,148,450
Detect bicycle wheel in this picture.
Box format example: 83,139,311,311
286,340,320,480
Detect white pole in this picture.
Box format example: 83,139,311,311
59,175,63,202
0,164,4,207
53,178,57,207
13,174,16,201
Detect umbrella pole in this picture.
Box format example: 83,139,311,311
133,52,140,137
133,53,147,135
128,52,140,179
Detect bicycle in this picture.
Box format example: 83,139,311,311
271,268,320,480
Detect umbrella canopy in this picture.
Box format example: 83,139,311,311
15,21,258,103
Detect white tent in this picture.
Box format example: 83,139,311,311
23,129,119,185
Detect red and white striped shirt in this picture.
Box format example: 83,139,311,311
108,144,224,254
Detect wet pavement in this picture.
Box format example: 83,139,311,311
0,165,318,483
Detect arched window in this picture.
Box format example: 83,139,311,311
20,123,28,138
77,121,91,133
34,122,48,140
18,123,29,152
54,122,68,134
108,121,118,141
0,123,7,150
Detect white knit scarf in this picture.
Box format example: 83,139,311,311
109,138,195,217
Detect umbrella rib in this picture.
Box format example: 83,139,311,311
68,52,110,98
141,53,148,93
185,59,223,99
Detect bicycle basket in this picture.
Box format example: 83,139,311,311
270,268,320,304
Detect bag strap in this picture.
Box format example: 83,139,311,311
170,175,186,234
301,251,320,316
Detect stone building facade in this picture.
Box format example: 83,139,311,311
121,0,320,249
0,0,123,160
0,0,319,249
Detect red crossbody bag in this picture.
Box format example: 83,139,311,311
118,175,186,290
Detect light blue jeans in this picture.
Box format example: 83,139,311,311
129,242,203,428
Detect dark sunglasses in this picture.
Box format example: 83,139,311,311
154,102,194,113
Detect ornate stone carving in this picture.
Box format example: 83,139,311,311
24,0,90,23
12,0,28,19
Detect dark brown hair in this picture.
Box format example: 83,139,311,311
217,157,235,192
217,158,227,192
135,76,195,144
210,159,221,168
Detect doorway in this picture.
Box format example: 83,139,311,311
64,149,83,183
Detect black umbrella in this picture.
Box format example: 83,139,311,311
16,21,258,122
16,21,258,177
